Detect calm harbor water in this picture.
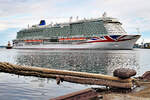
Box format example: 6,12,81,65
0,48,150,100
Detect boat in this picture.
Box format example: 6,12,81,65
6,41,12,49
13,13,141,50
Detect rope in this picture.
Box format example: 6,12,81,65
0,62,134,88
0,62,132,82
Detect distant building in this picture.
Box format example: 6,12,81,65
144,43,150,48
133,44,140,48
0,46,6,48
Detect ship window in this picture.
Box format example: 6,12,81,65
104,23,127,35
50,39,58,42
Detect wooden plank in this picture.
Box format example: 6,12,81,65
50,88,98,100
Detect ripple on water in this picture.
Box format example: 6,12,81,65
0,49,149,99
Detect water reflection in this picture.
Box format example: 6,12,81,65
0,49,144,99
0,72,88,100
15,50,140,75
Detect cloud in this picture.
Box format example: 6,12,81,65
0,23,8,31
89,0,150,30
0,0,150,44
0,28,18,45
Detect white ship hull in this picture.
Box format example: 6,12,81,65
13,35,140,50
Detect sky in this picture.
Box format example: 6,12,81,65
0,0,150,45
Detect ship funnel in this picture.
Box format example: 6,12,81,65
39,20,46,26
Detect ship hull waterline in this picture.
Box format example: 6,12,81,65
13,35,140,50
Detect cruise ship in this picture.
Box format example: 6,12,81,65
13,13,141,50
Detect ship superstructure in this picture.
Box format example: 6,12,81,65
13,13,140,50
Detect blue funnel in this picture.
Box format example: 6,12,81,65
39,20,46,25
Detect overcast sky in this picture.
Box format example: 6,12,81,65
0,0,150,45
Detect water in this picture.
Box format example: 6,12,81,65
0,48,150,99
